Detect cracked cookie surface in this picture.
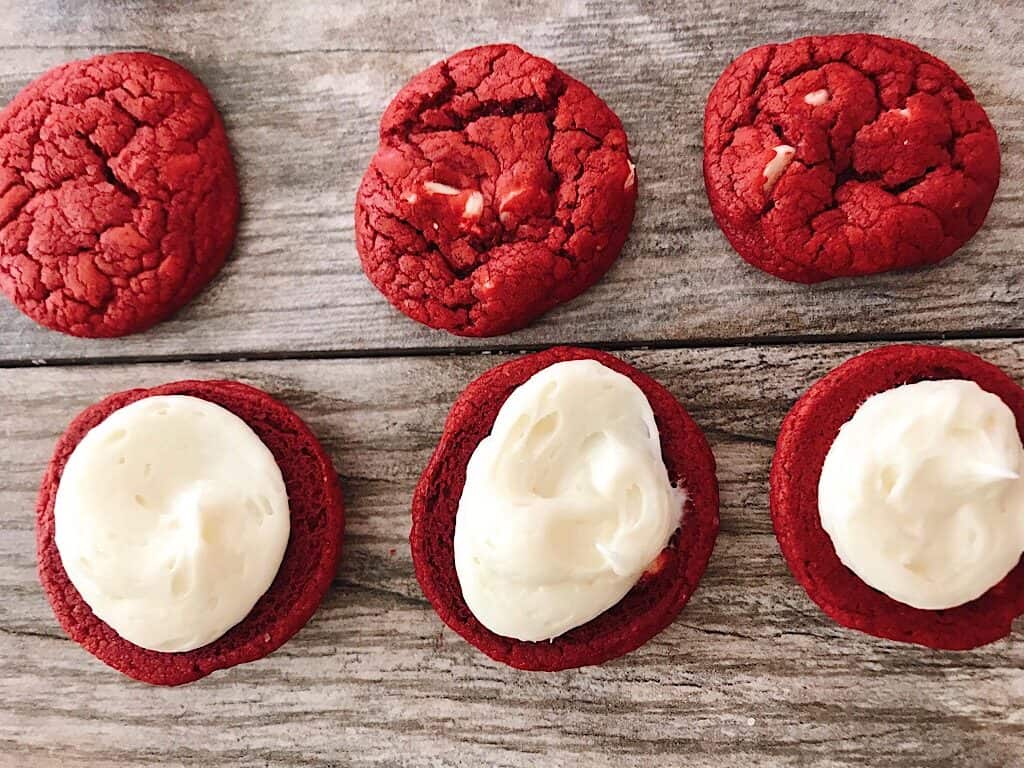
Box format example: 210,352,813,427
37,380,345,685
703,34,1000,283
356,44,637,337
0,52,238,337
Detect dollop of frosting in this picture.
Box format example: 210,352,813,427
55,395,290,652
819,379,1024,610
454,359,685,642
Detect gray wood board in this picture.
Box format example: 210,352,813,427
0,0,1022,362
1,340,1022,767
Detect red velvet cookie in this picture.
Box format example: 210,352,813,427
704,34,1000,283
412,346,719,670
770,345,1024,649
0,52,239,337
37,380,345,685
356,44,637,337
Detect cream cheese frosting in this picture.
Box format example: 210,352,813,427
819,379,1024,610
454,360,685,641
54,395,290,652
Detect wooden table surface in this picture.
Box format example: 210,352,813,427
0,1,1021,766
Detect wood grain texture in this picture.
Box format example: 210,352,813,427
0,0,1021,362
1,1,1022,765
1,341,1022,767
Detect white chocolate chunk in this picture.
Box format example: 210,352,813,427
898,107,912,118
403,192,418,204
804,89,830,106
463,191,484,218
423,181,461,196
498,188,525,212
763,145,796,193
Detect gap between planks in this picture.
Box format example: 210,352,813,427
2,326,1023,369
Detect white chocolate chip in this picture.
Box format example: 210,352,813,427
432,222,439,231
624,161,636,189
898,107,911,118
463,190,484,218
423,181,461,196
403,192,418,204
498,188,525,212
804,89,830,106
763,145,796,193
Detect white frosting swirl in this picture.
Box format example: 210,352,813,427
55,395,290,652
454,359,685,642
819,379,1024,609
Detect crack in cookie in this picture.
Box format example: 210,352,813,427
356,44,637,337
0,53,238,337
703,34,1000,283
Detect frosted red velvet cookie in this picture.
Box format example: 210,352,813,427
771,345,1024,648
37,380,344,684
412,346,719,670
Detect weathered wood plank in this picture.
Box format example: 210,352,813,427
0,0,1021,362
1,340,1021,767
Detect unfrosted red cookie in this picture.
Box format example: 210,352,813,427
704,34,1000,283
37,380,345,685
412,346,719,670
0,52,239,337
770,345,1024,649
356,44,637,337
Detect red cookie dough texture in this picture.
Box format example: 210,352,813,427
356,44,637,336
0,52,239,337
704,34,1000,283
37,380,345,685
770,345,1024,649
411,346,719,670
